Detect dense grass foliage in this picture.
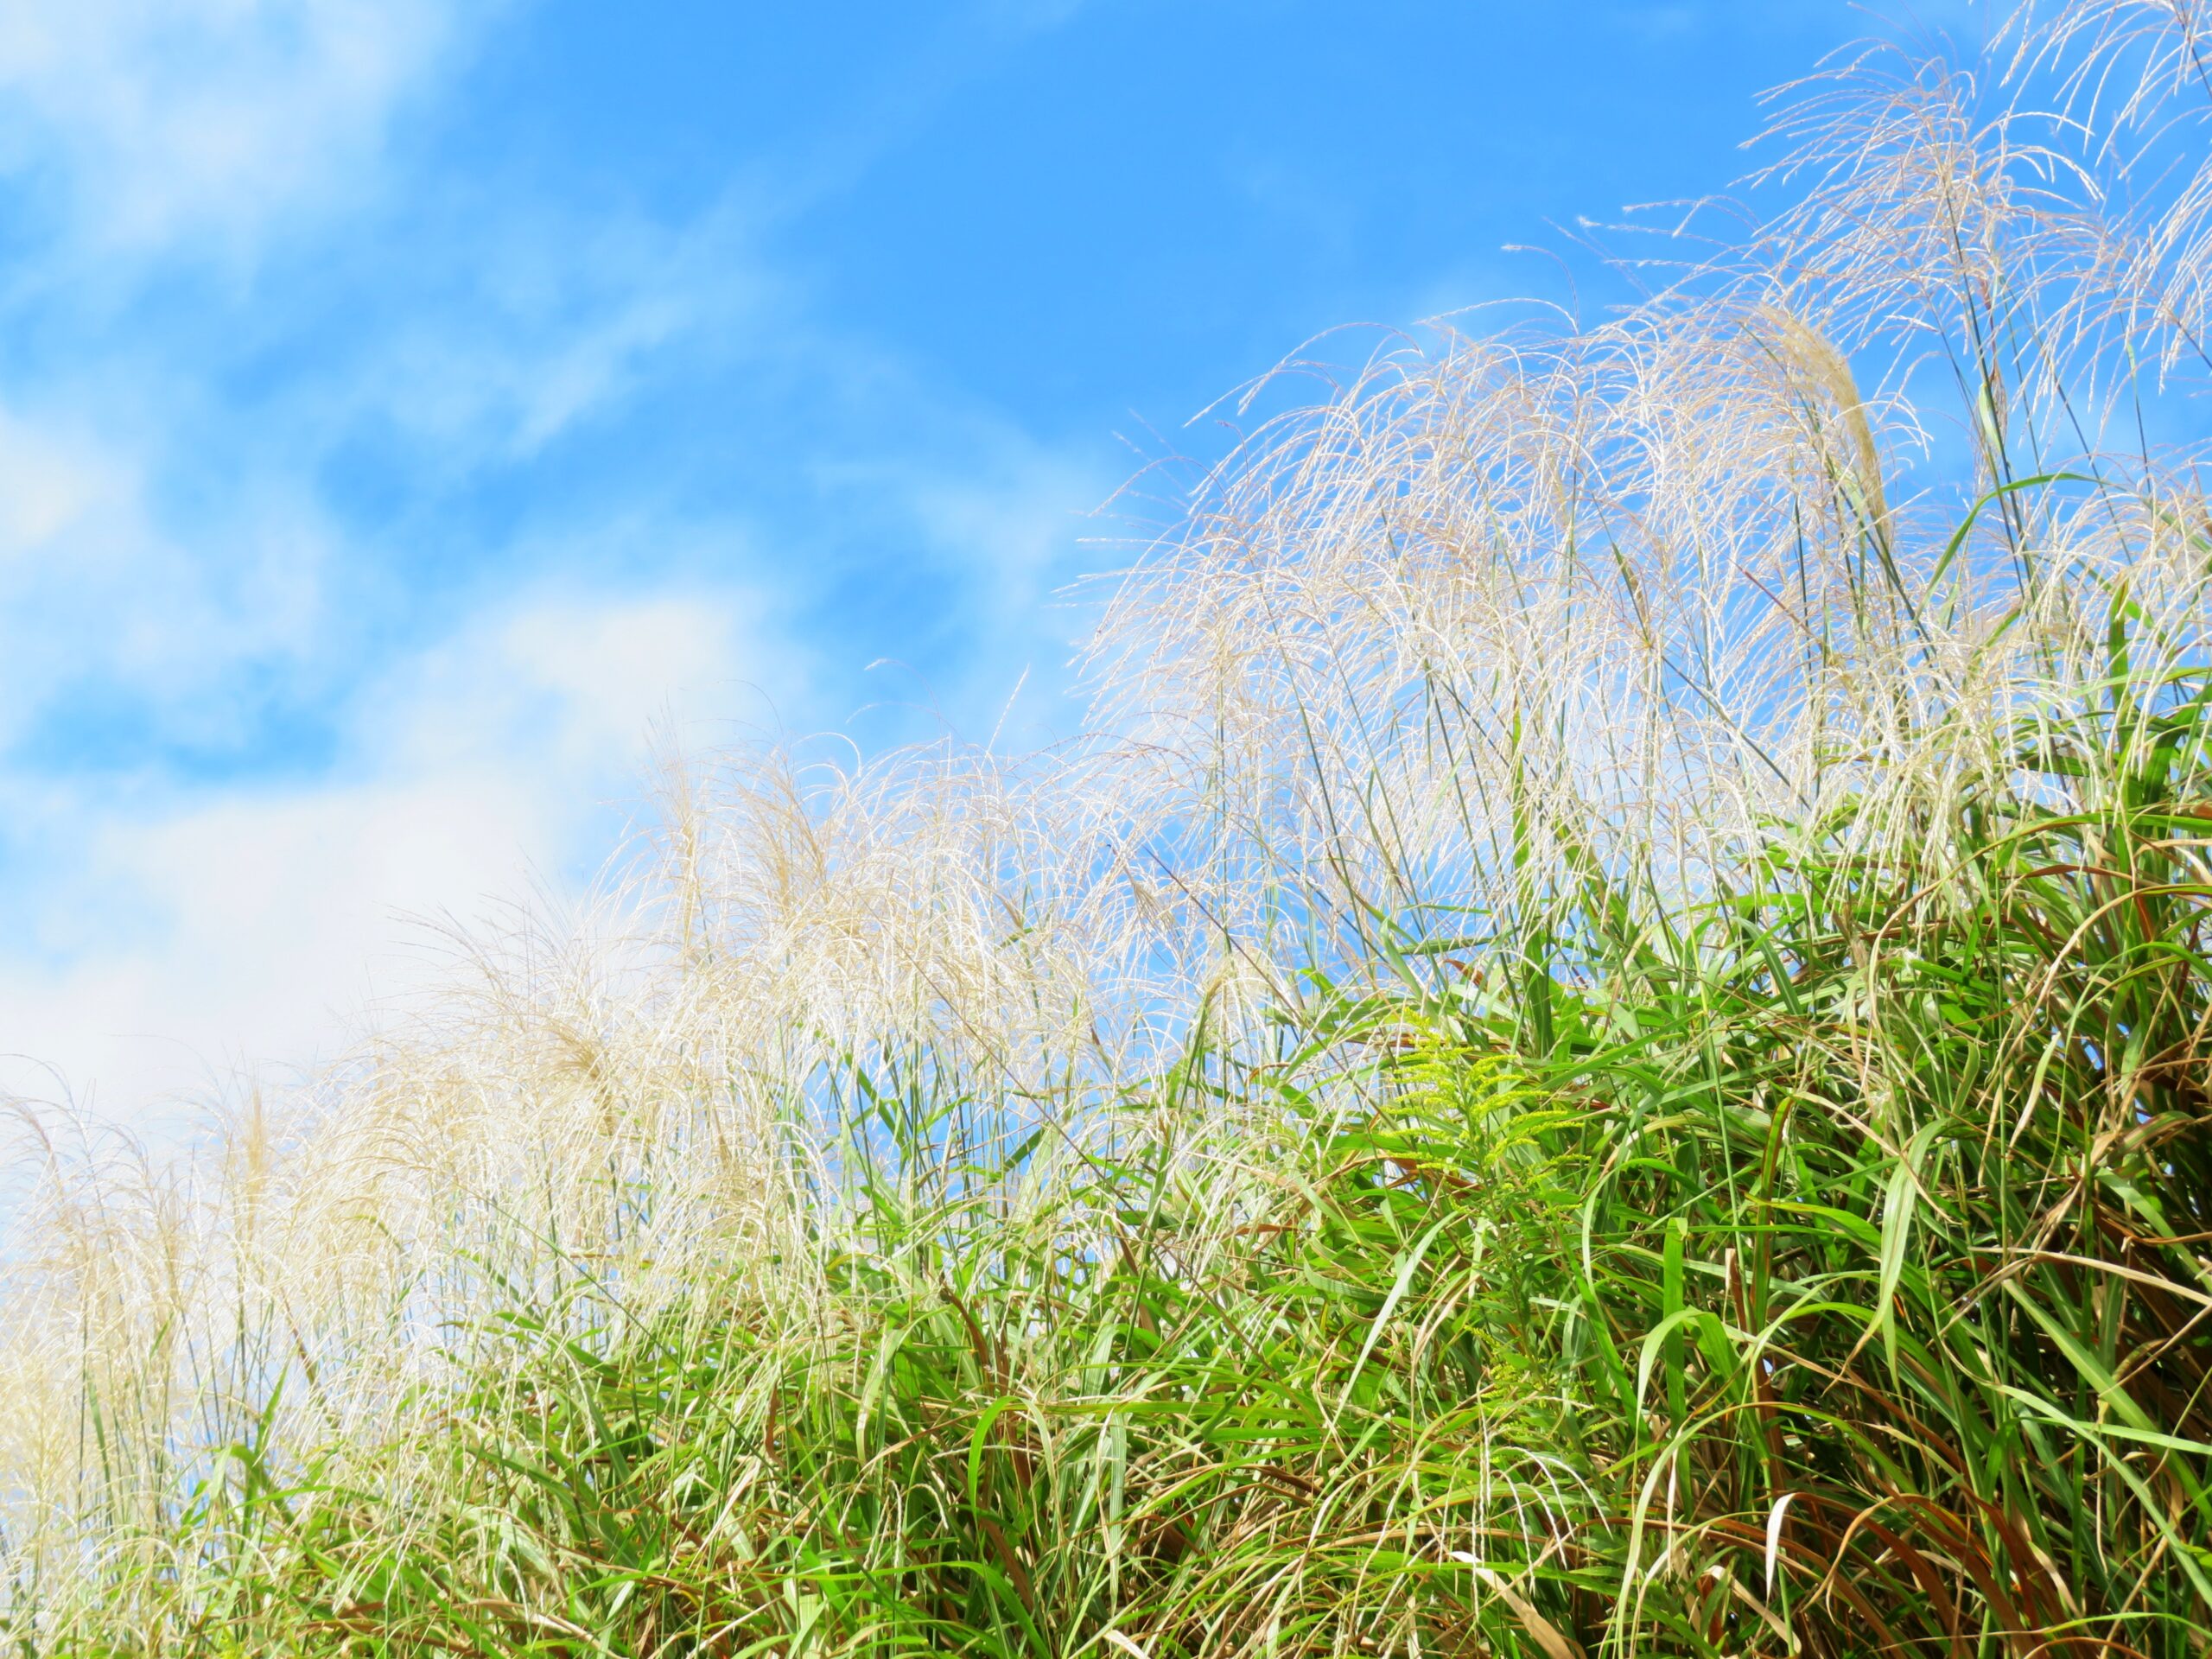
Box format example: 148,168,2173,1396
162,673,2211,1658
9,2,2212,1654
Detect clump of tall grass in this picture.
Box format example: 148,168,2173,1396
4,1,2212,1653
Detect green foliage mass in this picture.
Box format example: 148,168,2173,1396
132,664,2212,1657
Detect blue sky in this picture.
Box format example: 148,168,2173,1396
0,0,1895,1112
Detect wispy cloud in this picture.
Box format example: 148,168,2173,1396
0,0,1116,1116
820,429,1114,741
0,584,797,1120
0,396,335,753
334,199,779,461
0,0,494,260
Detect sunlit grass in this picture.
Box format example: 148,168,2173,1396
5,2,2212,1653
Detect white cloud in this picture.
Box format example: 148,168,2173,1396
0,0,800,1128
0,586,802,1120
0,0,486,258
343,200,779,461
0,409,110,550
0,0,506,762
811,426,1114,747
0,0,1115,1137
0,397,335,748
903,444,1109,657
